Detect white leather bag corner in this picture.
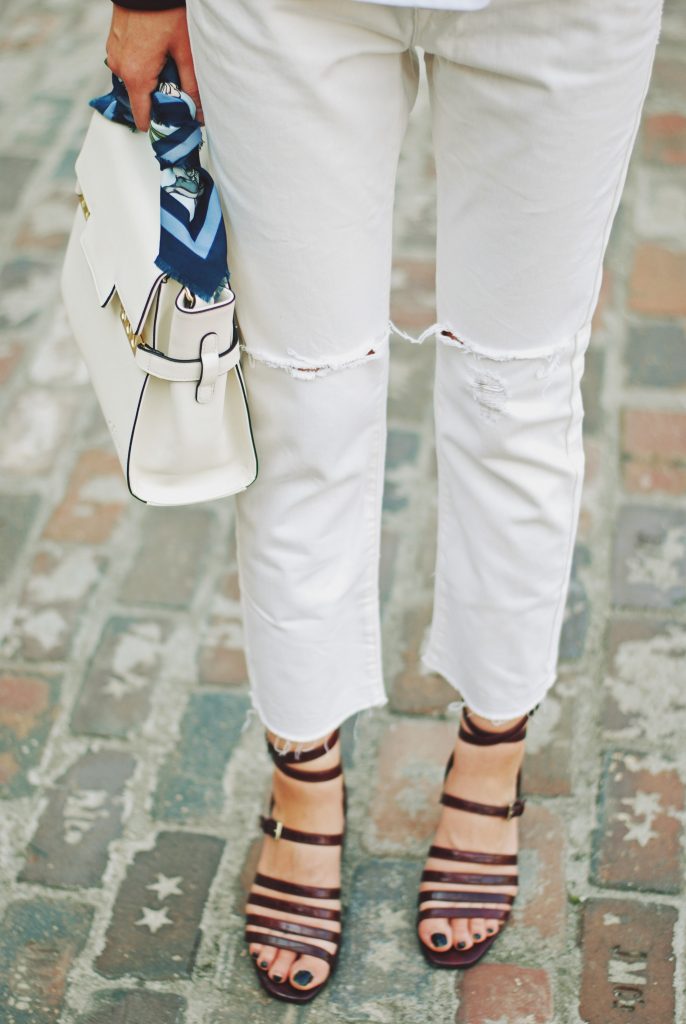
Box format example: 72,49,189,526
60,109,258,507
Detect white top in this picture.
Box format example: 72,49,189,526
353,0,489,9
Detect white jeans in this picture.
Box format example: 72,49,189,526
186,0,662,741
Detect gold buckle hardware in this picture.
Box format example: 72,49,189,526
181,286,196,309
78,186,161,353
120,308,143,352
272,819,283,840
506,799,523,820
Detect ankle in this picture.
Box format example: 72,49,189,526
270,774,345,836
273,766,344,804
449,731,525,798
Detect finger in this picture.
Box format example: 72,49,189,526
127,75,158,131
173,48,203,123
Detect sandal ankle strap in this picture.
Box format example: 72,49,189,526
440,791,526,819
458,708,529,747
266,728,343,782
441,744,527,820
260,814,344,846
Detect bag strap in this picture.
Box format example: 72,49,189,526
133,333,240,382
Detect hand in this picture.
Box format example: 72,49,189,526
106,6,203,131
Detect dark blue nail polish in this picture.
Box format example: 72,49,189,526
432,933,448,947
473,933,482,940
294,970,313,986
260,960,269,968
457,941,466,949
250,950,258,959
273,974,282,983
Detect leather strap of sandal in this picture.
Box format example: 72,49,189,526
244,930,336,964
418,889,515,904
459,708,530,746
441,710,529,818
260,815,344,846
253,871,341,900
246,913,339,943
440,790,526,819
249,892,341,921
419,869,518,887
439,758,525,817
265,728,343,782
418,906,511,922
426,846,518,865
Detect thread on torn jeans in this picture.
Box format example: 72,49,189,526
388,320,447,345
470,367,508,422
446,698,540,726
535,348,565,393
270,734,333,758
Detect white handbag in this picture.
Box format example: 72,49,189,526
60,108,258,507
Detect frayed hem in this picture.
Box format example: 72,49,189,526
240,328,390,379
418,648,553,722
389,318,591,363
243,690,389,745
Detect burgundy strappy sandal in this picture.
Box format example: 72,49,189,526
417,707,531,968
245,727,345,1003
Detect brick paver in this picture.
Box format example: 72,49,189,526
580,899,678,1022
1,0,685,1021
19,749,136,888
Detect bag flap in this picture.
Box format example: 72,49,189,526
75,110,166,334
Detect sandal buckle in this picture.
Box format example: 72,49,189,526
506,799,524,820
272,819,284,840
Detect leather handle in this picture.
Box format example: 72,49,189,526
133,337,240,381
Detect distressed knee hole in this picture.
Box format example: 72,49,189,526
293,349,376,374
241,342,384,379
435,326,580,420
390,319,586,422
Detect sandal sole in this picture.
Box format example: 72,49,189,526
254,960,335,1003
417,929,498,968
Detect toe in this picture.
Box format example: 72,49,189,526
418,918,451,952
288,954,329,991
269,949,295,984
485,920,500,938
257,944,278,971
471,917,488,944
248,941,262,962
452,918,473,950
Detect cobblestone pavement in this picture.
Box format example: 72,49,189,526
1,1,686,1022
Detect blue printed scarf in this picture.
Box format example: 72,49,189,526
90,56,229,303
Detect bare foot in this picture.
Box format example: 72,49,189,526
417,711,526,954
246,732,344,992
